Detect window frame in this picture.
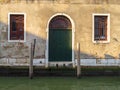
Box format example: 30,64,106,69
92,13,110,43
8,13,26,42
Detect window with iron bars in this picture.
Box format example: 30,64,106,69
94,16,107,41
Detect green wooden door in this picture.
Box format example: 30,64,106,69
49,29,72,61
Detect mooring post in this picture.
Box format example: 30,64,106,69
29,43,33,79
77,43,81,78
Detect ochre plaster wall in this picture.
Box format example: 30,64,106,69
0,0,120,60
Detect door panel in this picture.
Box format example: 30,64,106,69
49,29,72,61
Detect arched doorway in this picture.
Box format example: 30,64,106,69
49,15,72,61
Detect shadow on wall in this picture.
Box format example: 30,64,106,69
0,21,46,59
0,21,120,60
104,54,116,59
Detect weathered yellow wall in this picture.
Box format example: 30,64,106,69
1,0,120,60
1,0,120,4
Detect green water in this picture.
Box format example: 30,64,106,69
0,77,120,90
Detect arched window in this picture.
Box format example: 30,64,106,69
49,15,72,29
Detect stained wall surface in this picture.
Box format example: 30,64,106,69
0,0,120,62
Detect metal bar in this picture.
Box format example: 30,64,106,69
33,39,36,57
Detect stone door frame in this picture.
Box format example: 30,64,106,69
46,13,75,67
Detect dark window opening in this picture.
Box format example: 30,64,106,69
94,16,107,41
12,20,16,31
49,15,72,29
10,14,24,40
